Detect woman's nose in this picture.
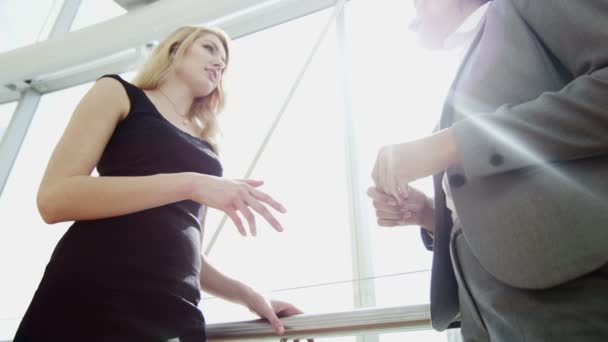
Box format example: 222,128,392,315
214,58,226,71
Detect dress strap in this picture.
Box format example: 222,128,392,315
98,74,140,106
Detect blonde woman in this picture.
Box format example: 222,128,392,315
14,26,305,341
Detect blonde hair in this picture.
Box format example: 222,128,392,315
133,26,230,153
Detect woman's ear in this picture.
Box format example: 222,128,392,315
169,42,180,58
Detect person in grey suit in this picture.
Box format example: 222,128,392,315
368,0,608,340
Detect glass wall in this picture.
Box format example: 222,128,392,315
346,0,462,308
0,0,61,53
0,82,91,340
0,1,471,340
70,0,126,31
0,70,138,339
201,7,355,323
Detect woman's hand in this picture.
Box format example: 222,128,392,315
190,175,286,236
244,290,313,341
367,185,435,234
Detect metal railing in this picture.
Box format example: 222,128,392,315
206,304,432,341
0,304,432,341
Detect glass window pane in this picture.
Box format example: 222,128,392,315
201,8,355,322
0,102,18,141
70,0,126,31
0,0,61,52
0,83,88,339
345,0,464,307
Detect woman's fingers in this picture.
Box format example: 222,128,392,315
239,179,264,187
227,209,247,237
220,180,288,236
235,199,257,236
244,192,283,233
250,188,287,213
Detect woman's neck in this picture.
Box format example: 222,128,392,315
157,75,194,116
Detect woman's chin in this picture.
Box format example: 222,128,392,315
194,82,215,98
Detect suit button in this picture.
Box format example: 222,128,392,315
448,174,466,188
490,153,504,166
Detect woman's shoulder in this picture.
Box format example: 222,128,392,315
92,74,133,119
98,74,140,94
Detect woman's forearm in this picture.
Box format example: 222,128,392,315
200,255,251,305
37,172,202,224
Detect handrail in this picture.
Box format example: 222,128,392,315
206,304,432,341
0,305,431,342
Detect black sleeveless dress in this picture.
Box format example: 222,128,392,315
13,74,222,342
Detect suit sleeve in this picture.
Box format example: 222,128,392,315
421,228,434,251
452,0,608,179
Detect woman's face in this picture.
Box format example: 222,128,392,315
410,0,466,49
174,32,227,97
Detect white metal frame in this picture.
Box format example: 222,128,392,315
336,4,379,342
0,0,336,105
0,90,41,195
0,0,81,195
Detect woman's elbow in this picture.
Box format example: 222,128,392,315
37,188,61,224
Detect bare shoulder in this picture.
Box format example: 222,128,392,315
84,76,131,121
40,76,135,184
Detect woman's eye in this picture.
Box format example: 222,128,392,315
203,44,214,53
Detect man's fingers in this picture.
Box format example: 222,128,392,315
377,219,400,227
367,187,398,205
376,210,403,220
371,156,381,187
397,181,410,199
377,214,418,227
372,200,399,211
402,202,424,212
389,181,404,205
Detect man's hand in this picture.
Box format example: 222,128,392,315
367,185,435,233
371,128,460,202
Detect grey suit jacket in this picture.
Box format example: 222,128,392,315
426,0,608,331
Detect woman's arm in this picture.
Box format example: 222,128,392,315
38,77,286,237
199,254,253,305
36,77,203,224
199,256,308,336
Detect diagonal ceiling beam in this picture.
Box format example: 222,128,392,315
0,0,336,103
